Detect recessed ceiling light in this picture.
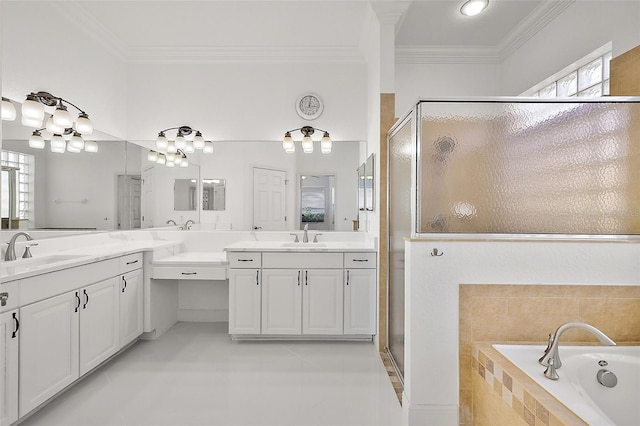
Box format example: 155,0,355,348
460,0,489,16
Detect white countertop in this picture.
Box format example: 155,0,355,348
1,240,180,282
224,241,376,252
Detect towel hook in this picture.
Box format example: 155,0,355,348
431,248,444,257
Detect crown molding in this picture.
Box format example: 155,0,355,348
395,0,576,65
497,0,575,60
50,2,129,62
396,46,500,64
126,46,366,64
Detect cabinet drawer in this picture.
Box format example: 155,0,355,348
0,280,19,312
119,253,143,274
227,252,262,268
344,252,376,269
152,266,227,280
262,252,343,269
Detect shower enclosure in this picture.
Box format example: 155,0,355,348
386,98,640,382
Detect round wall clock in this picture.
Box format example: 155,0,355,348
295,93,323,120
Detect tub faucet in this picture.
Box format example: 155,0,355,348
538,322,615,380
184,220,195,230
166,220,177,225
303,224,309,243
4,232,34,261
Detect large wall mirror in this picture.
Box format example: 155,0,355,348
1,104,143,234
365,153,375,211
202,179,225,211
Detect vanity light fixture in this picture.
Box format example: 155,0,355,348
153,125,211,168
19,91,96,154
20,91,93,135
1,97,17,121
282,126,332,154
460,0,489,16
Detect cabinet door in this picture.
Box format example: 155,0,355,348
1,310,19,425
261,269,302,334
302,269,343,335
20,291,80,417
344,269,376,335
120,269,143,348
228,269,261,334
80,278,120,376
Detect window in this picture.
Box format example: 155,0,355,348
1,150,34,225
522,44,612,98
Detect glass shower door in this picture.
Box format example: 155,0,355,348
386,112,415,380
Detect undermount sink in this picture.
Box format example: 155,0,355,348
280,242,327,248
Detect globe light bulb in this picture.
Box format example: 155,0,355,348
156,132,168,150
84,140,98,153
22,94,45,121
75,112,93,135
29,130,45,149
52,103,73,128
1,97,16,121
301,135,313,154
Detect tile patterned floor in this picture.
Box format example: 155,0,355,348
19,322,405,426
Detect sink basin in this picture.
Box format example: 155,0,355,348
1,254,88,278
280,243,327,248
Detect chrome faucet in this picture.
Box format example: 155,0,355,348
184,220,195,230
303,223,309,243
166,220,177,225
4,232,34,261
538,322,615,380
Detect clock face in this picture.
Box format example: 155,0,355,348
296,94,323,120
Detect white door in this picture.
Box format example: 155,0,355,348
0,310,19,425
228,269,262,334
253,167,287,230
20,291,80,417
344,269,376,335
302,269,344,335
261,269,302,335
80,278,120,376
120,270,143,348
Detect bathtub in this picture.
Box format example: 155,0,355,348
493,344,640,426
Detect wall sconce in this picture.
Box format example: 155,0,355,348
150,125,212,167
16,91,97,153
282,126,332,154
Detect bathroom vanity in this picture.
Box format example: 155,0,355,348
0,229,377,425
226,244,376,339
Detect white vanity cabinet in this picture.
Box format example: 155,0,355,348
343,253,377,335
120,268,143,348
260,252,344,336
228,252,262,335
1,309,19,425
79,278,120,376
19,291,80,417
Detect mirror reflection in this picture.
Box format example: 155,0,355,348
202,179,225,211
300,175,335,231
357,163,365,211
174,179,197,211
365,153,375,211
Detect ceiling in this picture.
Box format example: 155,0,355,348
49,0,564,63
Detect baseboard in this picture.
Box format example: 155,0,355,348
403,394,458,426
177,308,228,322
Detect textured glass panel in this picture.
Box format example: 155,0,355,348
557,72,578,97
418,100,640,234
578,58,603,91
539,82,556,98
579,84,602,97
388,114,414,378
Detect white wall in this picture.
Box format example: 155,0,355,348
0,2,128,140
500,1,640,95
126,61,367,143
395,63,501,115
